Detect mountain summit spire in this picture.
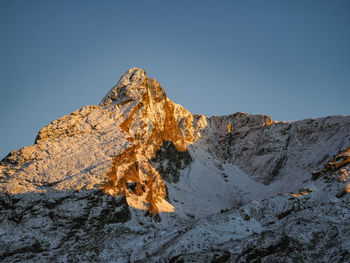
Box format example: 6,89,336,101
100,68,166,107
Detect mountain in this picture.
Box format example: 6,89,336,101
1,68,350,262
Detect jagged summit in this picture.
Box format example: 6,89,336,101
1,69,350,262
100,68,166,107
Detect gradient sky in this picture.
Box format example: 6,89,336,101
1,0,350,158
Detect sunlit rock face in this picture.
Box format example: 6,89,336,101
1,68,350,262
100,68,166,107
98,68,196,214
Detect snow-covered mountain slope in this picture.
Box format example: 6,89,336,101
1,68,350,262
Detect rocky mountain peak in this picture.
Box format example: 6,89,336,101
100,68,166,107
1,69,350,262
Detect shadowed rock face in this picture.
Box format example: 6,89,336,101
0,189,131,262
1,68,350,262
151,141,192,183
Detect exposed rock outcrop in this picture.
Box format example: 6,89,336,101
210,113,350,186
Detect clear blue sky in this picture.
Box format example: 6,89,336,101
1,0,350,158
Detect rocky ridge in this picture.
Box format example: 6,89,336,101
0,68,350,262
